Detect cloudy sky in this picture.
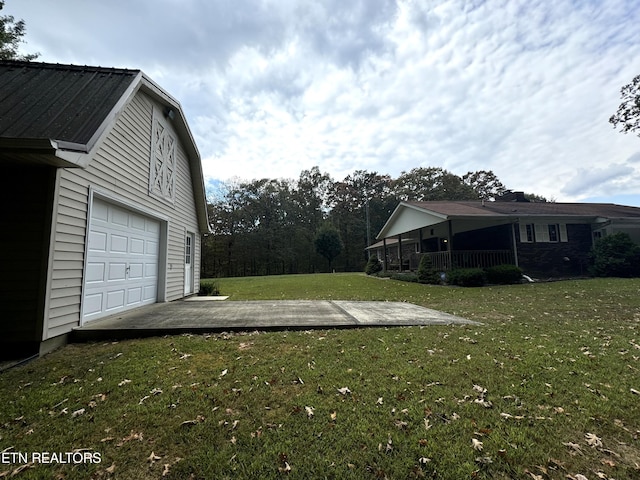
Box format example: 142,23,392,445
6,0,640,205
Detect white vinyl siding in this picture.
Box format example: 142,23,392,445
44,91,200,339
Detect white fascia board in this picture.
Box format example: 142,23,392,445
376,202,448,239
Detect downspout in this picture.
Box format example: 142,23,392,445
511,222,519,267
382,237,388,271
447,220,453,269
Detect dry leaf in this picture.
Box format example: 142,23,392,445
71,408,85,418
181,415,205,426
337,387,351,395
220,369,228,377
106,463,116,474
472,438,483,451
330,411,337,421
118,379,131,387
147,451,161,463
563,442,583,455
585,433,603,448
305,406,315,419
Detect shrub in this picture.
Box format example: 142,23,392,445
365,255,383,275
417,254,441,284
390,272,419,283
198,280,220,296
485,264,523,284
589,232,640,277
448,268,486,287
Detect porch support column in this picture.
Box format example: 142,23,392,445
447,220,453,269
382,237,388,271
418,228,424,253
398,234,403,272
511,222,519,267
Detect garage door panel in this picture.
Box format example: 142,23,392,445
83,198,160,323
85,263,105,283
108,263,127,281
88,231,107,252
110,234,128,253
130,237,145,254
127,287,142,304
106,290,125,310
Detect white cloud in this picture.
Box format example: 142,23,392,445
6,0,640,204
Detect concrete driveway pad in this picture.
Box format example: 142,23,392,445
73,300,478,341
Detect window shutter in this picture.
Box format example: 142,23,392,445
519,224,528,242
559,224,568,242
534,224,547,242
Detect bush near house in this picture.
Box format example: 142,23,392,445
417,254,441,284
364,255,383,275
198,279,220,296
589,232,640,278
485,264,523,284
447,268,486,287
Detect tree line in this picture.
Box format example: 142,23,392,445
201,167,535,278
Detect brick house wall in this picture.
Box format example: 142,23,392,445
516,224,593,276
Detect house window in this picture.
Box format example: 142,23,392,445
522,223,569,243
149,108,176,204
519,223,535,243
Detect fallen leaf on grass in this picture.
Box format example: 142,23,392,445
116,431,143,446
106,463,116,474
71,408,85,418
147,451,161,464
563,442,584,455
472,438,483,451
305,406,314,419
330,411,337,421
118,379,131,387
585,433,603,448
180,415,205,427
337,387,351,395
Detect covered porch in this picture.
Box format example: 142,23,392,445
370,202,519,272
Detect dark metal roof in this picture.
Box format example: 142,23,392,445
404,201,640,218
0,60,139,146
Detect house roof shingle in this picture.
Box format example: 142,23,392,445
404,201,640,218
0,60,139,146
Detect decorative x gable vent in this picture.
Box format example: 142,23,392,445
149,107,176,204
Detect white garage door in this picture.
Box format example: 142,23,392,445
83,198,160,323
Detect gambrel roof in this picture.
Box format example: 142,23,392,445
0,60,209,233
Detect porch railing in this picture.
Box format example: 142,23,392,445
408,250,515,271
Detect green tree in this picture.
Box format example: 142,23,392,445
393,167,478,201
0,1,38,60
589,232,640,277
462,170,508,200
314,225,343,272
610,74,640,137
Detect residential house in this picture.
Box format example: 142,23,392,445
0,61,210,358
370,193,640,277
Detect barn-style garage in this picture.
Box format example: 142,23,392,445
0,60,210,358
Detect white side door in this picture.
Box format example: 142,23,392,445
184,233,194,295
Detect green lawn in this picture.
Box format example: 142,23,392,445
1,274,639,479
